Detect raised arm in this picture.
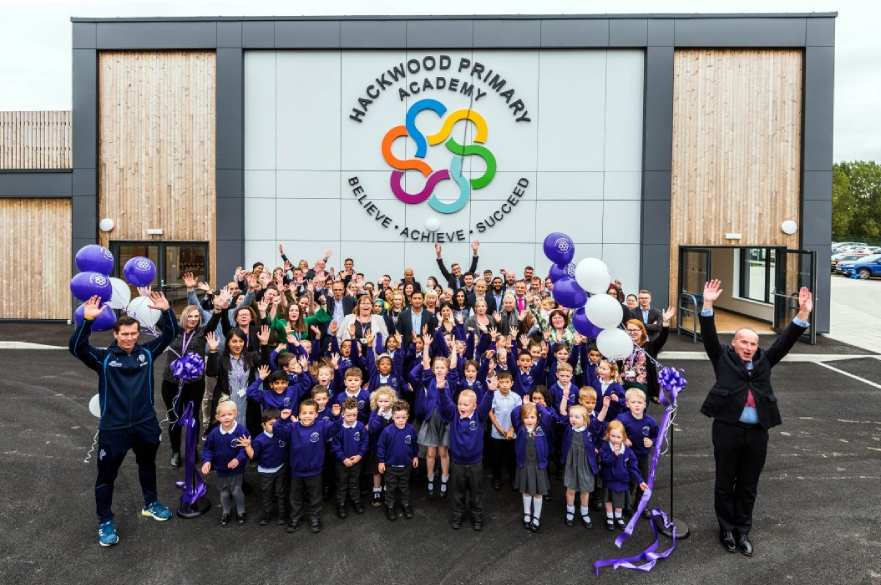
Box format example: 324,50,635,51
68,295,106,372
765,287,812,367
142,292,179,356
434,243,454,284
698,280,724,364
467,240,479,274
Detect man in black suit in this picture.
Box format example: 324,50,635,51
399,267,422,294
325,280,356,329
635,289,663,340
396,290,437,347
699,279,812,558
435,241,480,289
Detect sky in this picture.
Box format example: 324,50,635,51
0,0,876,162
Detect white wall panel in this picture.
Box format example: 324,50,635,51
245,49,646,291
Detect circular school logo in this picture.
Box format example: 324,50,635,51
642,425,651,437
382,99,496,215
309,432,320,443
138,354,146,363
353,432,361,442
404,434,412,445
535,427,545,437
94,274,108,287
553,237,571,255
278,440,286,448
357,400,365,410
283,397,291,407
468,420,478,432
136,259,151,270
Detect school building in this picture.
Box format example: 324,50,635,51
0,13,834,340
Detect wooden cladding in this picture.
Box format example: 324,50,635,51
98,51,216,280
669,49,803,304
0,199,71,319
0,111,72,169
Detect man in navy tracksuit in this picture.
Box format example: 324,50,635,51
69,293,178,547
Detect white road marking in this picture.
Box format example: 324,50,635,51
813,361,881,390
0,341,66,350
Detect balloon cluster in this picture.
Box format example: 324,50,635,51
70,245,159,331
543,232,634,360
170,353,206,383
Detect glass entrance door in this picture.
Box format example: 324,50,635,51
773,249,817,344
110,242,209,312
678,247,711,340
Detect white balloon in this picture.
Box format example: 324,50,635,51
108,277,131,310
575,257,612,294
126,295,161,328
585,294,623,330
425,216,441,232
88,393,101,418
596,328,634,360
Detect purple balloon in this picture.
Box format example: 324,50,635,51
572,307,602,338
74,303,116,332
70,271,112,302
123,256,157,287
548,262,576,283
75,244,114,275
542,232,575,265
551,276,588,309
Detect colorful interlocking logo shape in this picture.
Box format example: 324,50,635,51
381,98,497,214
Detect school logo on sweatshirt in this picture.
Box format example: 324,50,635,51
353,432,361,442
468,420,478,432
642,425,652,437
309,432,320,443
403,434,412,445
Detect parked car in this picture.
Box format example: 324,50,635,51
838,254,881,279
832,254,863,273
833,241,867,252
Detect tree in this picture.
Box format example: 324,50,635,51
832,161,881,243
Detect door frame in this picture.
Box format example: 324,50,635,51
108,240,210,293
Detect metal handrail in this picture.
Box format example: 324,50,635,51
678,291,700,343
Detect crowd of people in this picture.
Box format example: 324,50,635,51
70,240,676,546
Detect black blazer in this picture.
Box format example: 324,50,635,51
699,313,806,429
436,255,479,289
485,291,505,315
205,345,271,436
326,295,356,319
634,307,663,338
383,309,404,336
396,307,438,347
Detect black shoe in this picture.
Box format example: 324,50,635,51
605,518,615,531
309,518,321,534
440,479,449,499
492,479,502,491
220,513,231,526
237,513,246,525
523,515,532,530
276,517,287,526
471,520,483,531
736,534,753,557
336,505,348,519
427,480,435,499
615,517,626,530
564,514,575,527
720,530,737,553
529,520,540,533
169,452,181,467
371,492,383,507
581,513,593,529
259,515,269,527
385,507,397,522
286,519,300,533
353,502,365,514
403,505,414,520
450,517,463,530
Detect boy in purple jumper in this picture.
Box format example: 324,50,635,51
438,374,496,531
332,398,369,519
377,400,419,521
201,400,250,526
274,399,341,533
244,409,288,526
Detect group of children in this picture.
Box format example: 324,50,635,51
198,321,660,534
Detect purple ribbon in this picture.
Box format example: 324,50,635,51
593,366,687,575
175,401,207,509
170,352,206,383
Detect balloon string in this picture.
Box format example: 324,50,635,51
160,383,184,430
83,428,99,464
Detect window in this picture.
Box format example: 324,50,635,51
739,248,776,304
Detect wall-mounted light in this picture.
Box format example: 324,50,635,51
98,217,114,232
781,220,798,235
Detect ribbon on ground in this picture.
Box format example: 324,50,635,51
593,366,687,575
176,401,207,509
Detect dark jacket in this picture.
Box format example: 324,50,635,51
436,255,479,289
326,295,356,320
69,309,178,431
205,345,270,436
634,307,663,339
699,313,806,429
396,307,438,347
162,325,209,384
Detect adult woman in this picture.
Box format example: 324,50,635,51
424,289,439,315
546,308,577,347
383,290,405,333
205,325,270,437
425,276,441,294
160,305,209,467
465,297,493,333
625,293,639,314
451,288,471,323
403,282,415,306
270,299,330,343
622,307,675,402
215,301,261,353
338,293,389,342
